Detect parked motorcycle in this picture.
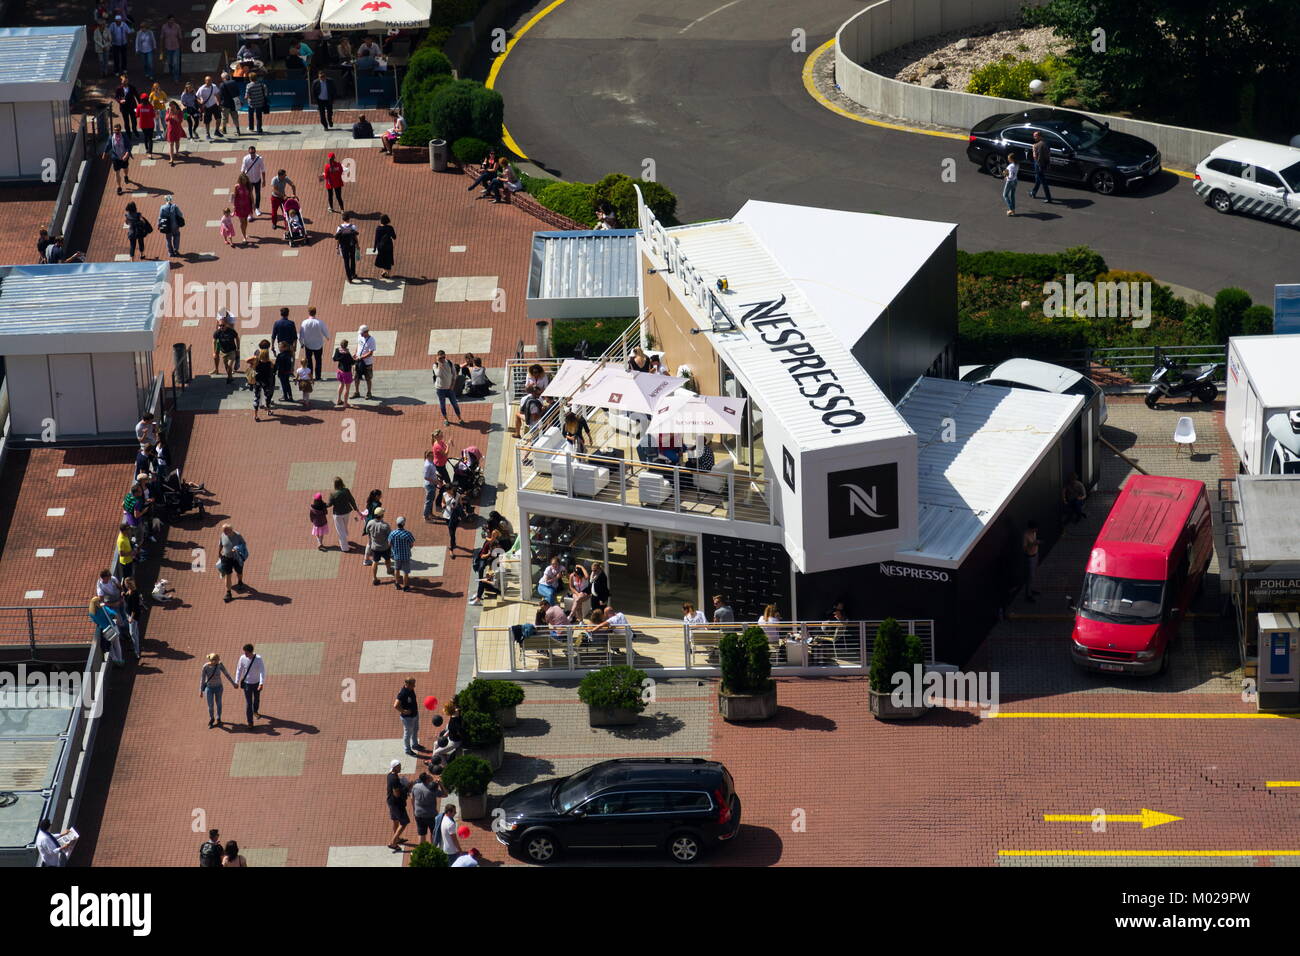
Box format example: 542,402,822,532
1145,354,1222,408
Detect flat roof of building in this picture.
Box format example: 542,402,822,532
0,27,85,99
0,262,165,355
1236,476,1300,568
527,229,640,318
1230,335,1300,409
732,200,956,352
665,217,913,451
894,377,1082,567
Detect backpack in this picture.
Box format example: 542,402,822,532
157,211,170,234
199,840,223,867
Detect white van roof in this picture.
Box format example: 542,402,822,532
1205,138,1300,172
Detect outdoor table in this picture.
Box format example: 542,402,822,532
589,447,625,483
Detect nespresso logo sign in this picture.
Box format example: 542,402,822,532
879,562,950,583
828,463,899,538
740,295,867,434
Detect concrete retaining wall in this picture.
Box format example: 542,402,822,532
834,0,1235,169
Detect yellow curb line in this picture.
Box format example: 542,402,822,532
485,0,571,160
1267,781,1300,787
989,712,1294,719
1000,849,1300,857
800,39,1197,179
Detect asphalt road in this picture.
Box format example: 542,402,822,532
493,0,1300,304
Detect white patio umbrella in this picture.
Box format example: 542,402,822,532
206,0,325,34
320,0,431,30
570,368,686,414
647,393,747,436
541,359,599,400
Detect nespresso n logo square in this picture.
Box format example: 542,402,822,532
827,463,899,538
782,447,796,493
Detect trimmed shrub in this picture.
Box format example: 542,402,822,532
719,626,774,696
487,680,525,710
428,81,476,143
409,842,450,867
592,173,679,229
461,708,502,747
1213,287,1253,342
440,753,493,797
468,85,504,147
1183,302,1216,342
398,122,433,147
1057,245,1109,284
533,181,597,226
1241,304,1274,336
955,249,1063,282
417,25,453,51
452,136,490,165
869,617,905,694
453,679,495,715
959,307,1089,363
551,316,639,356
402,48,453,96
578,665,648,713
401,74,454,129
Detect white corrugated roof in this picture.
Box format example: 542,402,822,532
0,27,85,98
666,219,913,450
732,200,955,352
0,262,165,355
528,230,639,301
1230,335,1300,409
894,377,1082,566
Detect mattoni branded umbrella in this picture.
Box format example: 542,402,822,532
320,0,431,30
206,0,324,34
569,368,686,414
647,392,747,436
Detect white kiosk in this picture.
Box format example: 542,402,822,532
0,26,85,181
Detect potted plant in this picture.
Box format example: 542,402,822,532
718,626,778,721
868,618,927,720
408,841,449,867
488,680,525,728
441,753,493,820
578,664,647,727
461,709,505,770
392,123,432,163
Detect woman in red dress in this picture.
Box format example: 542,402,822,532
320,152,345,212
164,101,185,166
231,173,254,246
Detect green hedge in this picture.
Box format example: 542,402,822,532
526,172,680,229
958,307,1090,364
551,317,640,357
956,247,1108,283
452,136,490,165
398,122,432,147
535,181,598,226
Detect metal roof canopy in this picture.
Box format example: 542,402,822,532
0,262,166,355
526,229,640,319
1236,476,1300,569
894,376,1082,568
0,27,86,103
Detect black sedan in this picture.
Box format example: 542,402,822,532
966,107,1161,195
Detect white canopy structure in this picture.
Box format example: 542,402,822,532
206,0,326,34
541,359,599,400
320,0,432,30
571,368,685,414
648,393,747,436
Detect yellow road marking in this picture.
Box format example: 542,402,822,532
989,712,1293,719
1001,849,1300,857
1267,781,1300,787
485,0,572,159
1044,808,1181,829
800,39,1196,179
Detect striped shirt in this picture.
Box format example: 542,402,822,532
388,527,414,562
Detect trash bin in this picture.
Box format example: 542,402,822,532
429,138,448,172
172,342,191,385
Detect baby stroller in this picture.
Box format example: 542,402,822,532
161,467,205,520
282,196,309,246
452,446,485,500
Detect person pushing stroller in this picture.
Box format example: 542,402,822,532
282,195,309,246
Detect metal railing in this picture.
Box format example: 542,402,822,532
0,606,95,650
1050,344,1229,385
473,618,935,678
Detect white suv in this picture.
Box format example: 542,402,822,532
1193,139,1300,226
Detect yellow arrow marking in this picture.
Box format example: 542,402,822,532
485,0,571,160
1044,808,1182,829
1267,781,1300,787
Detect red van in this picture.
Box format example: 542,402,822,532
1070,475,1212,676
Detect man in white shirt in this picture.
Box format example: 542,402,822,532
36,819,76,866
240,146,267,217
97,569,125,616
135,412,158,447
233,643,266,728
357,37,382,59
298,307,329,381
438,804,462,861
134,20,156,79
108,15,131,74
422,450,442,521
196,75,220,140
451,847,481,867
352,325,377,401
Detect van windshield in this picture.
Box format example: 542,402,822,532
1078,573,1164,624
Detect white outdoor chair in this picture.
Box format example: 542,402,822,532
1173,416,1196,455
531,427,569,476
696,456,734,495
552,460,610,498
639,472,673,507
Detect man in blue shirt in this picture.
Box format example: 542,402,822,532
271,307,297,356
388,516,415,591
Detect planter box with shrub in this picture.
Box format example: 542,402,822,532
718,626,777,721
578,664,647,727
460,708,504,770
408,842,450,867
868,618,927,721
441,752,493,820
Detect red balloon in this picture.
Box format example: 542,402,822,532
424,696,438,710
457,825,471,839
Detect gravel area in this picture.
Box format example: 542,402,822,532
866,20,1065,93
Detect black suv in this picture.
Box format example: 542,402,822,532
496,758,742,864
966,107,1161,195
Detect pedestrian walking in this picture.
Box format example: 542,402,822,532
333,339,355,408
200,652,236,727
213,311,238,379
275,341,295,402
321,153,345,212
218,524,248,601
218,72,242,136
1028,131,1054,204
351,324,375,399
109,23,133,87
148,81,169,114
306,492,330,550
196,75,221,139
222,841,247,866
268,168,297,229
445,488,468,553
422,451,443,522
93,22,112,76
164,102,184,165
438,804,462,862
271,306,297,355
590,560,610,611
334,212,360,282
124,201,151,259
365,507,395,584
241,146,266,216
134,95,156,155
158,194,184,257
395,677,426,756
232,173,253,245
219,207,235,248
89,596,125,667
299,306,327,379
161,15,183,83
121,576,143,658
1022,520,1040,602
248,340,276,419
295,353,314,409
386,759,411,850
411,772,444,843
374,214,396,279
134,20,156,79
390,516,415,591
180,82,200,141
430,430,453,485
329,477,360,552
244,72,268,134
432,351,465,426
114,522,135,581
199,828,223,866
313,71,337,129
233,643,265,727
1002,152,1019,216
104,124,134,195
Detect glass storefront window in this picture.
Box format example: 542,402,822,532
652,531,698,619
527,514,604,583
